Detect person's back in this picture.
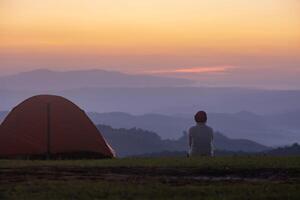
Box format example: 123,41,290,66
189,111,214,157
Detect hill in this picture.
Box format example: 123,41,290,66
1,70,300,115
1,110,299,146
134,143,300,157
0,69,193,90
0,111,7,123
97,125,268,157
90,111,300,146
267,143,300,156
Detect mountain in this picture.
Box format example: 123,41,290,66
90,112,192,139
1,109,299,146
89,111,300,146
267,143,300,156
0,69,193,90
61,87,300,115
98,125,269,157
0,110,271,157
128,143,300,157
0,111,7,123
1,70,300,115
1,84,300,115
265,111,300,130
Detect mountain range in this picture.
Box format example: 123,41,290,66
0,69,193,90
0,69,299,147
1,69,300,115
98,125,268,157
0,110,269,156
0,112,7,123
89,111,300,146
131,143,300,158
1,110,299,146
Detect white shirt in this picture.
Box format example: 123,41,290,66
189,123,214,156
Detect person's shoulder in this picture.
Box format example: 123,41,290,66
189,125,197,132
205,125,214,132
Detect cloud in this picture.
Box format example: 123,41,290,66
147,65,235,74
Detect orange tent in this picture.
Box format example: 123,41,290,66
0,95,115,159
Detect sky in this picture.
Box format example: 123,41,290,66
0,0,300,89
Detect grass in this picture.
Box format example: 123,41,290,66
0,156,300,169
0,180,299,200
0,156,300,200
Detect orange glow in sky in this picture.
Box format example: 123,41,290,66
1,0,299,53
148,66,234,74
0,0,299,88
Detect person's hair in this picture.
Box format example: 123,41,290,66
194,111,207,123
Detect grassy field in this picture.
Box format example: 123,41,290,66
0,156,300,199
1,156,300,168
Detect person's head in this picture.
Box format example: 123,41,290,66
194,111,207,123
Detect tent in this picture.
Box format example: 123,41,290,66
0,95,115,159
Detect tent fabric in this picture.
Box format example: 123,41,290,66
0,95,115,158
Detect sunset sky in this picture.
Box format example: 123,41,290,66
0,0,299,89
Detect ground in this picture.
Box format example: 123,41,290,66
0,156,299,199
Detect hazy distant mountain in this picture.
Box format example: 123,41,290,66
1,108,299,146
1,100,300,146
265,111,300,129
267,143,300,156
0,69,194,90
98,125,269,157
0,111,7,123
90,111,300,146
49,87,300,114
129,143,300,157
0,108,295,150
1,85,300,115
90,112,192,139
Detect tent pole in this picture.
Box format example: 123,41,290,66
46,103,51,159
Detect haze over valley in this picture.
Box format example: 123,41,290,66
0,69,299,147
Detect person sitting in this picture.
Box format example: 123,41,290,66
188,111,214,157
